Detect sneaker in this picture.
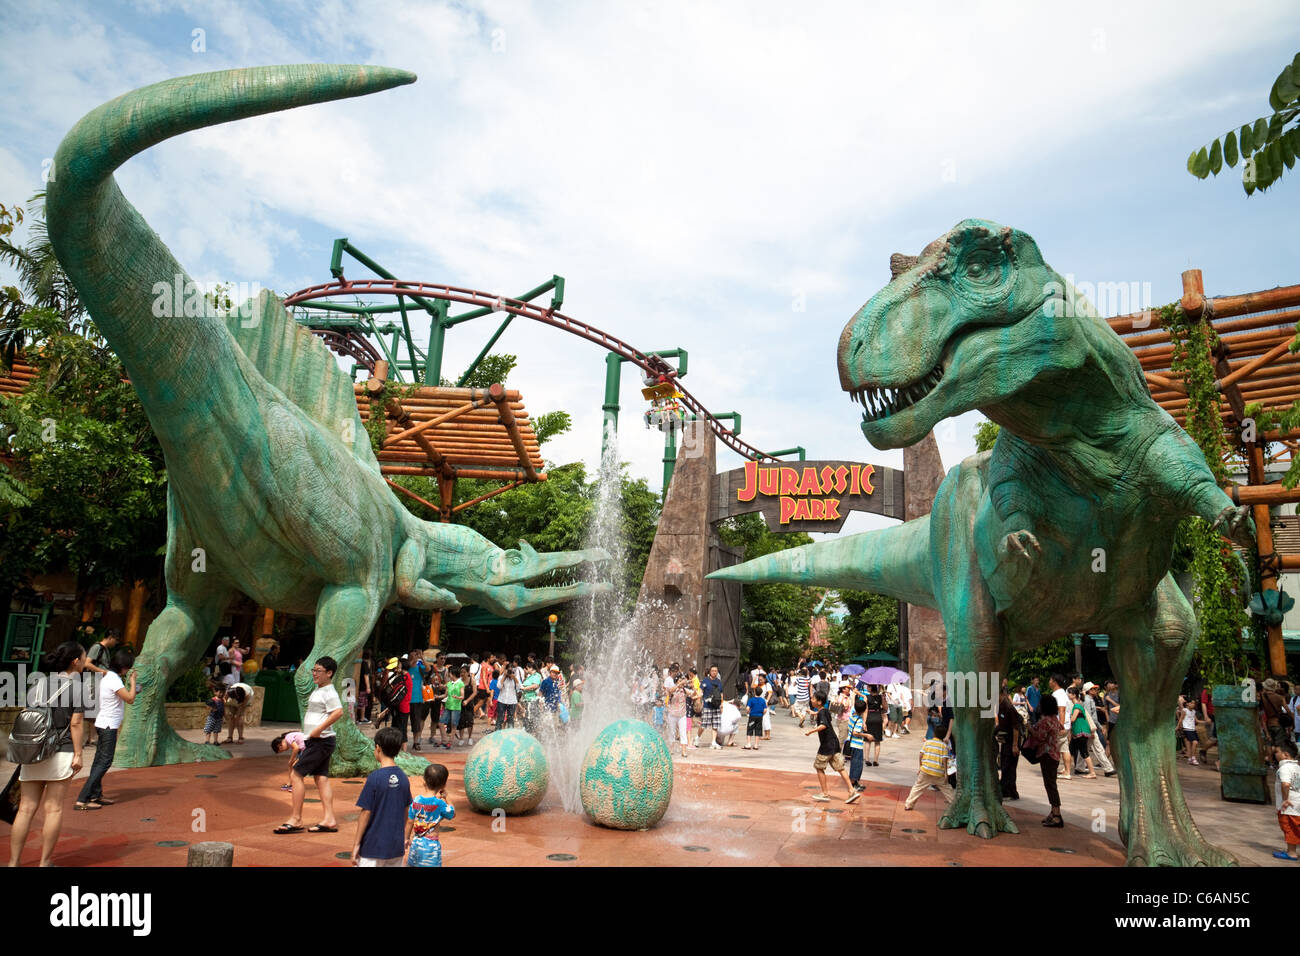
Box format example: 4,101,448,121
812,793,830,802
901,728,910,735
854,784,866,792
413,743,422,751
710,743,722,750
1104,771,1116,777
845,791,861,804
1190,757,1198,765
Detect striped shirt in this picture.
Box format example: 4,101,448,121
919,738,948,776
795,675,811,702
847,713,865,750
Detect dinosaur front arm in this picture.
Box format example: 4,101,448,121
394,538,461,611
1150,429,1255,549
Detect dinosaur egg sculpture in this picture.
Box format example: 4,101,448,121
580,719,673,830
463,729,549,815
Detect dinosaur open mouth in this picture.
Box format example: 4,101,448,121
848,364,944,423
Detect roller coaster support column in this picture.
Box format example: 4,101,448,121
663,411,741,492
600,348,689,461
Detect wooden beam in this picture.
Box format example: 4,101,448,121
451,480,527,513
488,382,538,482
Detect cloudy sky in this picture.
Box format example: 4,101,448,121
1,0,1296,539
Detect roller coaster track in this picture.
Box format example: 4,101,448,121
285,278,784,463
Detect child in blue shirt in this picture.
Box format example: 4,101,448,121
351,727,411,866
744,690,766,750
407,762,455,867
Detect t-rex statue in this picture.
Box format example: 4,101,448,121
711,219,1254,866
45,64,607,775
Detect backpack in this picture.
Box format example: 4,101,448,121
6,678,74,765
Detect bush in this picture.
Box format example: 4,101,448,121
166,662,211,703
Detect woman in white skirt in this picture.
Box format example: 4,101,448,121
8,641,86,867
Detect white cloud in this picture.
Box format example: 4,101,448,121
2,0,1295,495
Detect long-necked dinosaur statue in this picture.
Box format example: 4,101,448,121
711,220,1254,866
45,65,607,775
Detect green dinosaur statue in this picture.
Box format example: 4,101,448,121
45,65,608,776
710,220,1254,866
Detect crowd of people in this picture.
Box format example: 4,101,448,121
354,649,588,752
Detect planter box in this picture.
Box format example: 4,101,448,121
165,702,211,730
0,686,266,736
167,686,266,730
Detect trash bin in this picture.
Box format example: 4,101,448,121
1211,684,1268,804
252,669,301,724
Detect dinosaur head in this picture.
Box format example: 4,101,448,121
837,219,1067,449
429,532,611,619
482,540,609,587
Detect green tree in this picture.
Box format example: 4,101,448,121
1006,636,1073,690
1187,51,1300,195
0,194,100,365
833,588,899,658
0,307,168,596
716,513,818,665
974,418,1000,453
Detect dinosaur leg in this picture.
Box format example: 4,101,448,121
931,464,1017,839
116,589,233,767
1107,575,1235,866
936,630,1017,839
296,584,418,777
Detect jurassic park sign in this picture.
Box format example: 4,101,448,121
712,459,905,534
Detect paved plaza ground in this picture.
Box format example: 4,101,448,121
4,708,1290,867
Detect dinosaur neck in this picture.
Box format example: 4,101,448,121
982,301,1156,451
45,65,416,436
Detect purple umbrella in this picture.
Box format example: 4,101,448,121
862,666,908,686
840,664,866,676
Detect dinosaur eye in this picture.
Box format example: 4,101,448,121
964,250,1002,286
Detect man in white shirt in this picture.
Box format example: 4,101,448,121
1049,673,1071,777
276,656,344,835
75,647,137,810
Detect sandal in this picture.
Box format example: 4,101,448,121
1043,814,1064,828
273,824,305,834
307,824,338,833
96,798,115,806
74,802,102,811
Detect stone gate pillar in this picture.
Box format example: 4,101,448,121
634,421,716,670
903,431,947,688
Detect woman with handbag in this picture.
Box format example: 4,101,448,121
1023,698,1065,827
8,641,86,866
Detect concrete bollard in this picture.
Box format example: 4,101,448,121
187,841,234,867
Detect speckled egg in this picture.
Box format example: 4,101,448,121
579,719,673,830
463,729,549,815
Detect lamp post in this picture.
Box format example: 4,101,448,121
548,614,558,658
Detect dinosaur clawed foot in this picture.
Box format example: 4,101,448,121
1212,505,1256,551
939,781,1018,839
1002,530,1041,560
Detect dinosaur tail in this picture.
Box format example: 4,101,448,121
707,515,937,609
45,65,415,386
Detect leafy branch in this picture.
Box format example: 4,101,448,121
1186,52,1300,195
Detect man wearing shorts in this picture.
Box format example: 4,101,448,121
276,656,344,834
802,692,857,803
696,665,724,749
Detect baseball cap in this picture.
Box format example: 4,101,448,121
385,657,400,671
1083,681,1096,692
